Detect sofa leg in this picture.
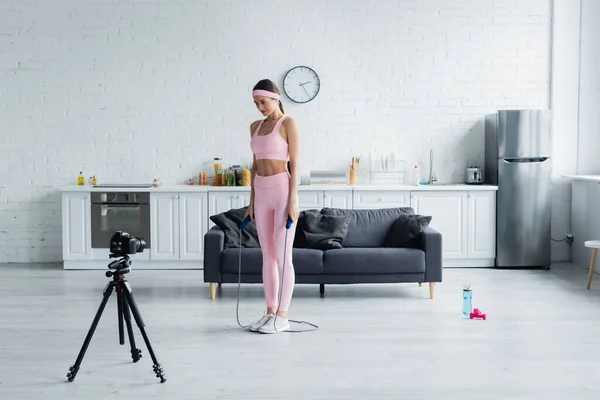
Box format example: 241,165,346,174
418,282,423,287
210,282,216,300
320,284,325,297
218,282,222,288
429,282,435,299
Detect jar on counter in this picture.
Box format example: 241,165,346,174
232,165,243,186
199,172,207,185
213,158,223,177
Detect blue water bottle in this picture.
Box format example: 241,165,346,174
462,284,472,317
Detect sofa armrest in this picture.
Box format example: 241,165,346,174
422,226,442,282
203,226,225,282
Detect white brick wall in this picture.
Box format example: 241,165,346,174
0,0,552,263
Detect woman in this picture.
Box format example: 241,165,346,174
245,79,300,334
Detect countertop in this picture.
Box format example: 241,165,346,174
61,183,498,192
563,175,600,183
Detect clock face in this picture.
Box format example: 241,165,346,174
283,66,320,103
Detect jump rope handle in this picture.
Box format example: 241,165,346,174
241,215,251,230
286,216,293,229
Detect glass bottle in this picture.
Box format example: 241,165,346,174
227,167,235,186
462,284,473,317
77,171,85,185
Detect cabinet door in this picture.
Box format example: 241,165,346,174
62,192,92,260
324,190,353,209
179,193,208,260
234,192,251,208
353,190,412,209
150,193,180,260
467,191,496,258
298,191,324,211
411,191,468,258
208,192,238,228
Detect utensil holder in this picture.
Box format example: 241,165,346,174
349,166,358,184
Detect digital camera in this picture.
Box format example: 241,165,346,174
109,231,146,256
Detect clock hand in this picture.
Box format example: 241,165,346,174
299,81,312,86
302,85,310,97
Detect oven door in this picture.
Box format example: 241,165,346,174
91,203,151,249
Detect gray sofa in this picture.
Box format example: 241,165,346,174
203,207,443,300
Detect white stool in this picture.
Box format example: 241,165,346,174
585,240,600,289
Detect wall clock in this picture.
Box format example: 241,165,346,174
283,66,320,103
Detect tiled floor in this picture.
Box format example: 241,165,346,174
1,262,599,399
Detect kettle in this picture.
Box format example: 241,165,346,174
464,166,483,184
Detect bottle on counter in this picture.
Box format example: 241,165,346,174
77,171,85,186
91,175,97,186
410,165,420,186
226,167,235,186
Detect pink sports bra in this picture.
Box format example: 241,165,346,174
250,115,289,161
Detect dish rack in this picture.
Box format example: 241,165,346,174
369,158,406,185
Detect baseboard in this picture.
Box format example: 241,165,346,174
443,258,495,268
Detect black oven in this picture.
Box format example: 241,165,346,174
91,192,151,249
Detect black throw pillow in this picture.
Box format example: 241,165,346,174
294,210,350,250
384,214,432,249
209,206,260,248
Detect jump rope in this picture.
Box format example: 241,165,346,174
234,214,319,333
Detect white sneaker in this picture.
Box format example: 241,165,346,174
258,315,290,334
249,314,274,332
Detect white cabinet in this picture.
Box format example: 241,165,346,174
411,191,468,259
298,191,323,210
62,186,497,269
354,190,411,209
179,193,209,260
324,191,353,209
409,190,496,266
62,192,92,260
150,192,208,261
150,193,180,260
467,191,496,259
208,191,249,228
296,190,353,211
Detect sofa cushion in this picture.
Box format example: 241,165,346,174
384,213,432,249
209,206,260,248
320,207,414,247
323,248,425,274
294,209,350,250
221,248,324,275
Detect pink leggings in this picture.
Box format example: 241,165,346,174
253,172,297,312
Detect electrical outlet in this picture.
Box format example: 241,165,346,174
566,234,573,242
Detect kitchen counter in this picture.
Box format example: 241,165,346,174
563,174,600,183
61,183,498,192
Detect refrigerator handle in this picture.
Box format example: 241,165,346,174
503,157,549,163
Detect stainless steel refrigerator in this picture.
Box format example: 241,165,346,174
484,110,552,268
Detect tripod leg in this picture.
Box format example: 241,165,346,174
117,286,124,345
121,293,142,362
122,282,166,383
66,281,115,382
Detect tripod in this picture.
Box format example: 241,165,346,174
66,254,166,383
